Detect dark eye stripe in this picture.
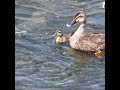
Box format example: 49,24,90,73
75,12,81,17
75,16,83,20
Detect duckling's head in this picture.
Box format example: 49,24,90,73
66,11,86,27
55,30,63,37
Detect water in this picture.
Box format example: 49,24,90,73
15,0,105,90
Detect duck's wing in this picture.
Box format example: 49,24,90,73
75,33,105,51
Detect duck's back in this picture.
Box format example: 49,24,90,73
70,33,105,51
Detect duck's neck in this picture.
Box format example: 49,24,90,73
72,23,85,37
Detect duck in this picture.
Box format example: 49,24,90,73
54,30,73,44
66,11,105,57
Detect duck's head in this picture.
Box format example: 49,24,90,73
66,11,86,27
54,30,63,37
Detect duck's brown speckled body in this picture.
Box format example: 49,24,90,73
67,11,105,56
71,33,105,51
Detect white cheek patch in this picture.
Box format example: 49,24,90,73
78,18,84,22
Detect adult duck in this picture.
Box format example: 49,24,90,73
66,11,105,57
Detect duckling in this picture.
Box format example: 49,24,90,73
54,30,73,44
66,11,105,57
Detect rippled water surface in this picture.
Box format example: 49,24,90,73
15,0,105,90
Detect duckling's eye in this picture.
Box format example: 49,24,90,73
56,30,61,33
58,31,61,33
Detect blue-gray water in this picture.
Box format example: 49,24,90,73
15,0,105,90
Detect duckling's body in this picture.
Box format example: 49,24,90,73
66,11,105,57
55,30,73,44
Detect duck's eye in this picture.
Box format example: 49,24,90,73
79,15,84,17
75,16,83,20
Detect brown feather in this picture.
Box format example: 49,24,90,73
74,33,105,51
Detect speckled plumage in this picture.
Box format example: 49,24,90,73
70,33,105,51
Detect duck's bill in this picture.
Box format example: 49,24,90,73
66,19,76,27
